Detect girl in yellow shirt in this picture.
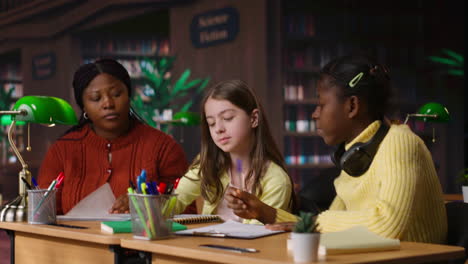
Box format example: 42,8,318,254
228,55,447,243
173,80,295,224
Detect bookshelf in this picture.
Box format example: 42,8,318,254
0,50,25,167
0,50,23,100
80,36,171,79
77,9,171,90
279,0,435,209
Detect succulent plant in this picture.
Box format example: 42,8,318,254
459,168,468,186
293,211,318,233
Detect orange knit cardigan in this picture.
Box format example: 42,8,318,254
38,121,188,214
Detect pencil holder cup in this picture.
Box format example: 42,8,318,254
128,193,177,240
27,189,57,224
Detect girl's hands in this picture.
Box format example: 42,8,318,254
109,194,129,214
225,186,277,224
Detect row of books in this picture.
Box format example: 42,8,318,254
0,64,21,81
285,14,423,38
83,58,161,79
285,44,425,71
284,47,336,70
284,74,317,101
285,153,332,166
284,137,332,166
81,38,170,56
285,105,317,133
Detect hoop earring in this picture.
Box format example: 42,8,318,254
83,112,88,120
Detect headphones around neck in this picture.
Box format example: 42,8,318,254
331,124,389,177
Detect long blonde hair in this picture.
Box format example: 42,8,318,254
191,80,295,209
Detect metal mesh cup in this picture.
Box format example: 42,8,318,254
128,193,177,240
27,189,57,224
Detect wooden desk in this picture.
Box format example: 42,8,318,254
444,193,464,202
0,221,131,264
121,233,465,264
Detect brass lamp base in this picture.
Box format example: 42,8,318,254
0,194,27,222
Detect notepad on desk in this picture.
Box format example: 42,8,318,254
101,220,187,234
175,220,283,239
319,226,400,255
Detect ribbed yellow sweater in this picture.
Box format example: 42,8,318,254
316,121,447,243
275,121,447,243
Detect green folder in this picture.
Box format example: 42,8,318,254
101,220,187,234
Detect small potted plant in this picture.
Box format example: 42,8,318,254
291,211,320,262
460,169,468,203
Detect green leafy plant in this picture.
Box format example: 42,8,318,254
459,168,468,186
428,49,464,77
293,211,318,233
131,57,210,128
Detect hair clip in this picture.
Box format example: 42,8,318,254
348,72,364,88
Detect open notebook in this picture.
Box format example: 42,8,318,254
175,220,283,239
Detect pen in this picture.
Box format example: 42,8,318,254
236,159,244,191
55,173,65,189
158,182,167,194
193,231,227,238
31,177,39,189
173,178,180,191
199,244,259,253
129,180,136,192
21,177,32,190
141,182,157,238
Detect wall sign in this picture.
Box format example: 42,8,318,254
32,52,56,80
190,7,239,48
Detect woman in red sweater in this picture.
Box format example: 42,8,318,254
38,59,189,214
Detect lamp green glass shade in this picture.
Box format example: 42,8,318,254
1,115,26,126
12,96,78,125
172,111,201,126
416,102,450,123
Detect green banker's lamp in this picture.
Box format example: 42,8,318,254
404,102,450,142
0,96,77,222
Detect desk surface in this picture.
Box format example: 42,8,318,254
121,232,465,264
443,194,464,202
0,220,131,245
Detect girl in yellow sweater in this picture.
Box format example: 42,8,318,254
227,55,447,243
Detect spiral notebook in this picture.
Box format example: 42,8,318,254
175,220,283,239
172,214,223,224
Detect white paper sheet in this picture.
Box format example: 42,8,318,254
57,183,130,221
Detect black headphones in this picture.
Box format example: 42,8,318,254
331,124,389,177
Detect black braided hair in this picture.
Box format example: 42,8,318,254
320,55,391,121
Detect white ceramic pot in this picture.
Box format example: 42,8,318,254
463,186,468,203
291,232,320,262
